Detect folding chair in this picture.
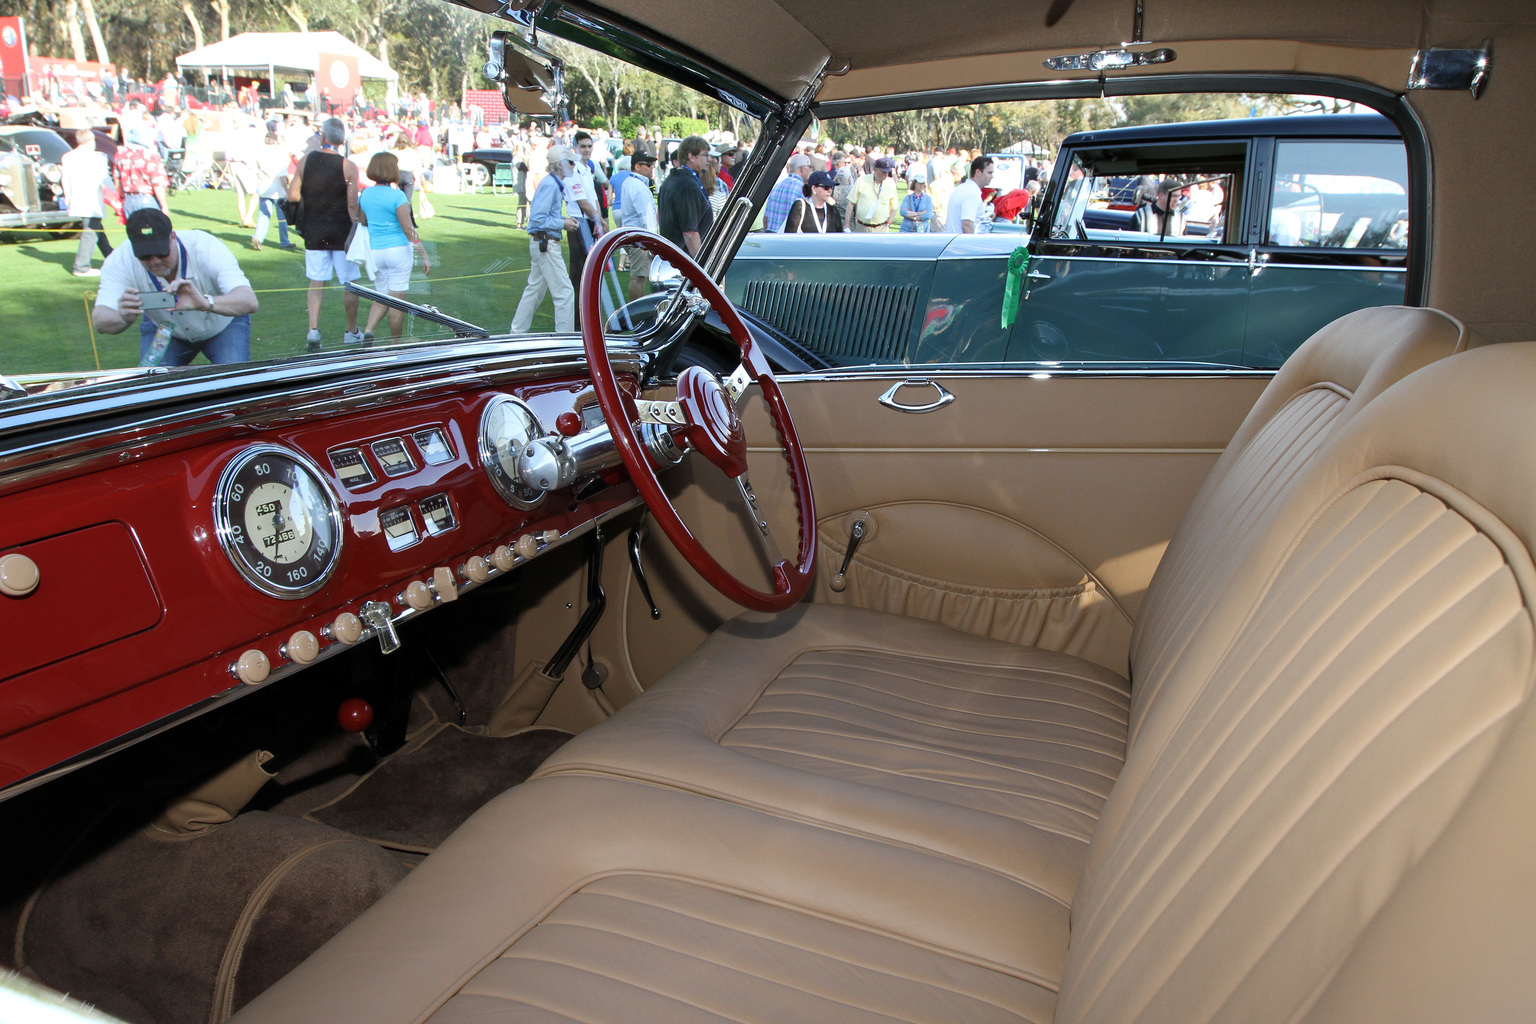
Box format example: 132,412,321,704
492,163,514,195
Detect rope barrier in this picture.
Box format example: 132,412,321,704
83,290,102,371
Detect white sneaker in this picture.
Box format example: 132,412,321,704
305,328,322,353
72,268,101,277
343,329,367,345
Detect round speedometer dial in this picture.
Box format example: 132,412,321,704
215,445,343,599
480,395,546,508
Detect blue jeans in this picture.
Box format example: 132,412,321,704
123,193,159,216
139,314,252,365
252,196,291,246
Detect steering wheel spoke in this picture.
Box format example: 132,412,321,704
636,398,688,427
580,228,817,613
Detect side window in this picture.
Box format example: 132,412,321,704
1267,140,1408,249
1048,146,1241,245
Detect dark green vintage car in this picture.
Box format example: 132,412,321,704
725,113,1412,369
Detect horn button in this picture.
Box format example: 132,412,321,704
676,365,748,477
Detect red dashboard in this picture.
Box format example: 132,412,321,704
0,370,643,795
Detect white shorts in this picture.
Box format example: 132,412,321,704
305,248,361,283
372,245,414,292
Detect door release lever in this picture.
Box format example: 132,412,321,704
830,517,867,593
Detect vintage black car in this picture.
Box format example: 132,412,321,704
1,2,1533,1024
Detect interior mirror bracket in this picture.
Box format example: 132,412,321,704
1407,39,1492,99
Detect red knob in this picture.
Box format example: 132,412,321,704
337,698,374,733
555,411,582,437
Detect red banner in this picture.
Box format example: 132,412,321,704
462,89,509,126
0,17,29,102
316,52,359,115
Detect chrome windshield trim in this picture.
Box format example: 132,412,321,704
0,339,645,494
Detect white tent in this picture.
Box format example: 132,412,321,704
175,31,398,83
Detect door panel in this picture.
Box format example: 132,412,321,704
614,371,1269,687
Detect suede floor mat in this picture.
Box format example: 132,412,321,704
307,725,571,852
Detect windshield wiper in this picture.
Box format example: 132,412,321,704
344,282,489,339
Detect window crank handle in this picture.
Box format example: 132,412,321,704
830,519,866,593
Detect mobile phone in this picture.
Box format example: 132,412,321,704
139,291,178,310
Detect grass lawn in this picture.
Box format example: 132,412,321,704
1,186,549,376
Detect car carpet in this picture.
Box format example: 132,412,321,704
305,723,572,852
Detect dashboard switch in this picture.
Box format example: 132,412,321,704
324,612,363,645
515,533,539,560
232,649,270,685
432,567,458,602
403,580,435,610
360,601,401,654
283,630,320,665
491,545,516,572
542,529,561,544
556,411,582,437
463,555,490,583
0,552,40,597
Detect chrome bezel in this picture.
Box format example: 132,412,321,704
478,394,547,510
213,443,344,600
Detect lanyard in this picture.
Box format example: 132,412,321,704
147,239,190,293
807,201,828,233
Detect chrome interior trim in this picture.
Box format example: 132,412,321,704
781,367,1276,383
0,493,645,803
0,344,646,495
877,379,957,413
750,445,1226,455
1039,253,1407,272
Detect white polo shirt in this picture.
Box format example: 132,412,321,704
95,229,253,342
946,179,984,233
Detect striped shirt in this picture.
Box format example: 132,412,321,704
763,174,803,233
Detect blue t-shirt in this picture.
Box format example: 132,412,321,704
359,185,410,249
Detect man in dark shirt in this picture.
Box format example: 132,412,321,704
658,135,713,256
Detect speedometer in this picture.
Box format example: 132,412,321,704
479,395,546,509
214,445,343,599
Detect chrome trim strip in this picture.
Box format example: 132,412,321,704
1040,252,1407,272
0,494,645,802
0,341,645,495
780,367,1275,382
751,445,1226,455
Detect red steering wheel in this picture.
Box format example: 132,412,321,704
580,228,816,613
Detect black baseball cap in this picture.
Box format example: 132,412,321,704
631,152,656,167
126,208,173,258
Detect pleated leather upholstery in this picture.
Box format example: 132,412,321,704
1059,344,1536,1024
433,874,1055,1024
1128,306,1474,744
720,645,1127,844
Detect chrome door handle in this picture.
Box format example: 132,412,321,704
1026,270,1051,280
878,379,956,414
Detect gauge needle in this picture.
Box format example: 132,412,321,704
272,505,286,559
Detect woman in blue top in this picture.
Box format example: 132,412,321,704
357,152,432,341
899,175,934,233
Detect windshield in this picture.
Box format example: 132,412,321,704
2,17,758,394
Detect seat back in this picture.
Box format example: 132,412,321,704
1058,343,1536,1023
1128,306,1476,745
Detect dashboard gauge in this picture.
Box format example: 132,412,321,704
371,437,417,477
419,493,456,535
479,395,546,508
380,506,420,551
413,427,455,466
215,445,343,599
328,446,376,490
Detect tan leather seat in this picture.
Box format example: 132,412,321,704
530,306,1476,894
233,341,1536,1024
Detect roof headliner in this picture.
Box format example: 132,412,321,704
570,0,1443,102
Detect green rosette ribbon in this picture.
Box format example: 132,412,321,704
1001,246,1031,329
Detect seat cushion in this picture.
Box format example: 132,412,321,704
537,603,1129,901
229,773,1066,1024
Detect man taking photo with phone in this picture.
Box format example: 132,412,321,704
92,209,260,366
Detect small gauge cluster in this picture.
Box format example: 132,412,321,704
327,426,456,492
380,493,459,552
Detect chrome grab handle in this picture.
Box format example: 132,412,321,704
1026,270,1051,280
877,379,956,414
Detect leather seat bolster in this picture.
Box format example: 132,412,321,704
229,774,1069,1024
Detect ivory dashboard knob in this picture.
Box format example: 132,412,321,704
490,545,515,571
541,529,561,544
463,555,490,582
0,552,39,597
432,566,458,602
403,580,435,610
514,533,539,560
283,630,319,665
327,612,363,645
233,649,270,685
